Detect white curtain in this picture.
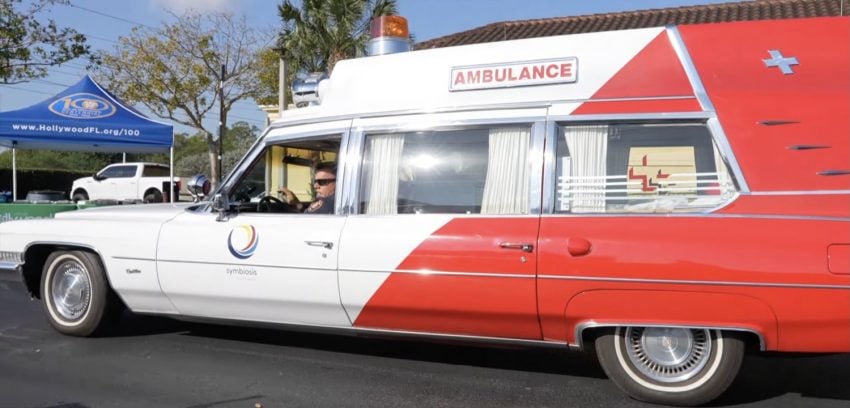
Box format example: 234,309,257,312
481,127,530,214
563,125,608,213
364,134,404,215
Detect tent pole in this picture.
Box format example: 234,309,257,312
11,147,16,202
169,146,174,203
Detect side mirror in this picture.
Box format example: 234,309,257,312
212,193,230,222
93,173,106,181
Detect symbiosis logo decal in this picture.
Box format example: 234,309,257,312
227,224,259,259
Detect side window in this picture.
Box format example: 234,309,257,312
142,165,170,177
100,165,136,178
360,125,531,215
554,123,736,214
227,136,340,213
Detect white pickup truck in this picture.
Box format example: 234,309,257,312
70,162,180,203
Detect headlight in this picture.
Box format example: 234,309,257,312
188,174,211,197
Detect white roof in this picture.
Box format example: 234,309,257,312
273,26,665,125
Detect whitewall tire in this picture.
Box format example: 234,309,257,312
40,250,119,337
595,326,745,406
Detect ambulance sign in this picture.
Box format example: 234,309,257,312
450,57,577,91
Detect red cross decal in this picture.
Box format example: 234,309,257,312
628,155,670,192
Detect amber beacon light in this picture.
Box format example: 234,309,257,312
366,15,411,56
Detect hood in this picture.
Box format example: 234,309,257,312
54,202,198,222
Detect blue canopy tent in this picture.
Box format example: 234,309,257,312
0,75,174,201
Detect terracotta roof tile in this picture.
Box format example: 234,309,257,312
415,0,847,49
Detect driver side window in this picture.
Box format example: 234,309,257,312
227,135,341,214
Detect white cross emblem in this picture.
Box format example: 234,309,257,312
763,50,799,75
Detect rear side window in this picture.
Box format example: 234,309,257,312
360,125,531,215
142,165,170,177
554,123,736,213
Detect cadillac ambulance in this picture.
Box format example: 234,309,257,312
1,15,848,406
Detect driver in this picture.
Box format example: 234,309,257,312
278,161,336,214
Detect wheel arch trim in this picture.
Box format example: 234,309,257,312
560,289,777,350
21,241,113,298
574,321,765,351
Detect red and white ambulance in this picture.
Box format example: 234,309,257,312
1,15,848,406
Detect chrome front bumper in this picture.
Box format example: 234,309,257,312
0,261,24,288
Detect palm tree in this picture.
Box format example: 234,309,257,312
278,0,398,74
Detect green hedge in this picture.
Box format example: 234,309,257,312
0,169,90,200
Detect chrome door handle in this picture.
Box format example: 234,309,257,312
305,240,333,249
499,242,534,253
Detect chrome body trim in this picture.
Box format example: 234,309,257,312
342,126,363,216
336,127,355,216
538,274,850,290
270,102,554,130
574,321,766,351
667,26,714,112
706,116,748,194
528,121,547,215
539,212,849,222
157,258,334,273
787,145,830,150
171,314,570,350
549,112,712,122
112,256,155,262
745,190,850,196
351,111,547,133
541,116,557,214
269,96,712,131
24,241,104,261
16,241,115,299
570,95,696,103
341,268,533,279
0,262,23,285
758,120,799,126
666,26,750,193
344,128,365,216
818,170,850,176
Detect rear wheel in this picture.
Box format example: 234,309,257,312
595,326,744,406
40,250,120,337
143,189,162,203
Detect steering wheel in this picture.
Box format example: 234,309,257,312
257,195,288,213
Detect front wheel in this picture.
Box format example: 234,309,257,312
595,327,744,406
72,190,88,203
40,250,120,337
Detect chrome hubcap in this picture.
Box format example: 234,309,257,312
624,327,712,383
50,259,92,321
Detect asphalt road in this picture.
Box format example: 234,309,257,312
1,283,849,408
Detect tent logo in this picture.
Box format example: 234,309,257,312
48,93,117,119
227,224,259,259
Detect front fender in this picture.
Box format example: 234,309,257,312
565,290,778,350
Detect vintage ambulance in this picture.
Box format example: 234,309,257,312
1,16,848,406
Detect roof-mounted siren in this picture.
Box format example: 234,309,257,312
291,72,329,108
365,15,410,56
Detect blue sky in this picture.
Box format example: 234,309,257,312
2,0,742,136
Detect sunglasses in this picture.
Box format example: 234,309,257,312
313,178,336,186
